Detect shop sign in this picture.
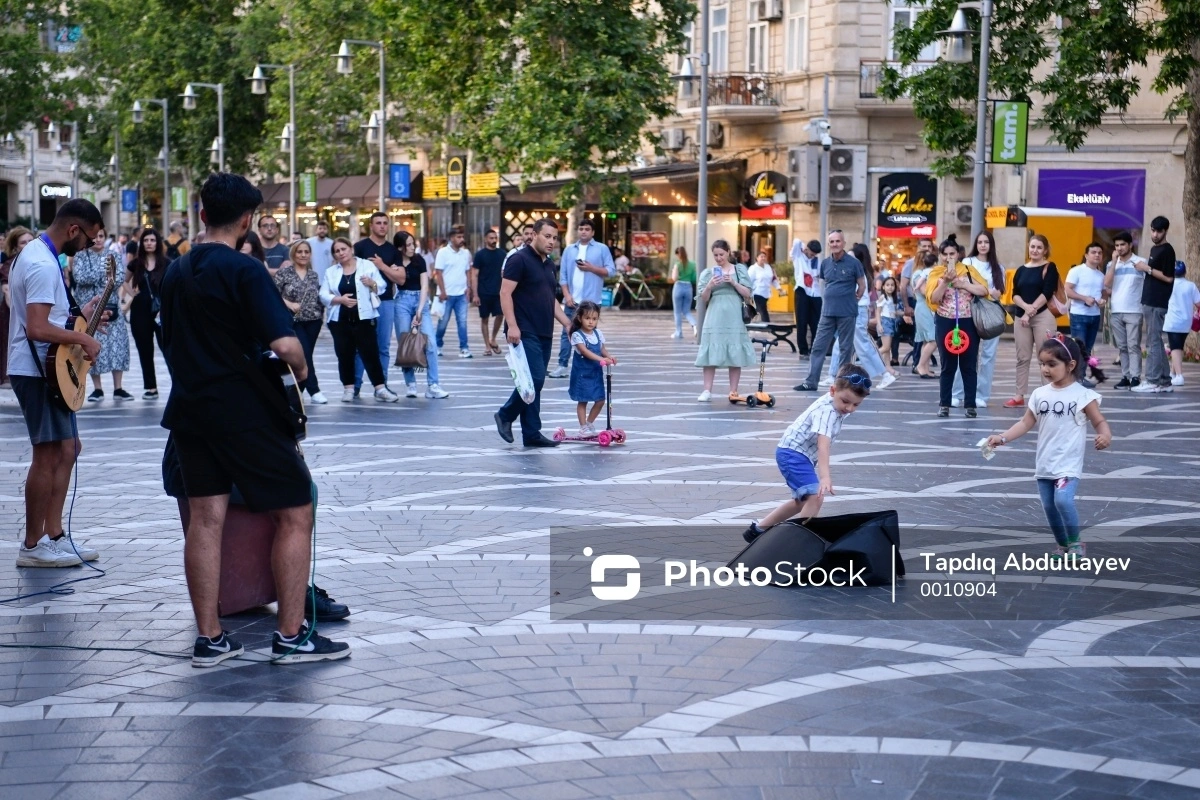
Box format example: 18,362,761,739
631,231,668,259
446,156,465,202
170,186,187,212
1036,169,1145,229
40,183,71,199
423,175,448,200
985,206,1009,229
387,164,410,200
990,101,1029,165
876,173,937,238
120,189,138,213
467,172,500,197
740,170,789,220
299,173,318,204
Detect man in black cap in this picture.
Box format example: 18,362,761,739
792,239,823,357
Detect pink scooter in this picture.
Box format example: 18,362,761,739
553,363,627,447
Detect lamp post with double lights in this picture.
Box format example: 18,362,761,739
251,63,297,235
335,39,387,214
182,82,225,171
939,0,993,239
133,98,170,230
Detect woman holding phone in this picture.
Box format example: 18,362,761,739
694,239,756,401
925,235,989,417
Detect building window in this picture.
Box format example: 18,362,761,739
747,1,769,73
889,3,938,62
785,0,808,73
711,6,729,73
678,20,694,72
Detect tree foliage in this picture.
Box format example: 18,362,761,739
0,2,75,139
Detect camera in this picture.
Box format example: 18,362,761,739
820,133,833,151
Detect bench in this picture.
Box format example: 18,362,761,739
746,322,797,352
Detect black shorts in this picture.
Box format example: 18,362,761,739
10,375,76,445
478,294,502,319
173,426,312,512
1167,331,1188,351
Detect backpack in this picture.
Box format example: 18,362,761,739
165,235,185,261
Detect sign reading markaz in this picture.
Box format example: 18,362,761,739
876,173,937,238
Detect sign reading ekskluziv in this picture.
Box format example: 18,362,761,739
387,164,410,200
1036,169,1146,229
740,171,789,220
876,173,938,239
991,100,1029,165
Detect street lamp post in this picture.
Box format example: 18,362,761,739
251,64,297,235
941,0,993,240
336,39,387,214
182,82,225,171
133,98,170,231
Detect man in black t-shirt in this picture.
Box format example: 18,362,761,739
1133,215,1177,392
494,218,571,447
353,211,400,392
160,172,349,667
472,229,506,355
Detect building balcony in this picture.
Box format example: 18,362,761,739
676,72,781,122
859,61,937,100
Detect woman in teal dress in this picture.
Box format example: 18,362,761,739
694,239,756,401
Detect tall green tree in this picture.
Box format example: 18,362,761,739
0,2,73,139
881,0,1200,272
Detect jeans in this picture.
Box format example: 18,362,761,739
829,304,887,380
1110,311,1142,380
804,313,856,385
331,318,385,387
935,315,979,408
556,304,578,368
394,290,440,386
292,319,323,395
354,298,395,389
673,282,697,335
953,335,998,404
436,294,470,351
498,334,553,443
1069,313,1101,356
1142,304,1168,384
1037,477,1080,546
793,292,822,355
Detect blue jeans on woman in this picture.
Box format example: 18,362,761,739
673,282,697,335
829,303,887,380
394,290,440,387
1037,477,1080,546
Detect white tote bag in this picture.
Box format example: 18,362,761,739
505,342,537,404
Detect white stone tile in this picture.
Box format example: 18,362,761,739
664,736,737,754
880,738,953,756
306,704,387,722
1169,768,1200,789
518,743,598,763
381,758,469,782
425,715,505,734
46,703,119,719
809,736,878,754
366,708,448,727
181,702,256,717
451,748,536,771
746,629,809,642
591,739,672,757
736,735,808,752
1095,757,1185,781
0,706,46,722
1022,747,1108,771
243,702,325,719
244,782,341,800
693,625,752,638
313,768,398,793
950,742,1031,762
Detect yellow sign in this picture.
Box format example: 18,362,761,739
883,190,933,216
985,206,1009,229
447,156,465,202
423,175,448,200
467,172,500,197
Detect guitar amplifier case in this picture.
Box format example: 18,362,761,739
728,510,905,587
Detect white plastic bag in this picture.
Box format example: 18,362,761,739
430,297,445,318
505,342,537,404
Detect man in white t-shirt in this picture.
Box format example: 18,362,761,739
791,239,823,357
550,218,614,378
8,199,107,568
1103,230,1146,388
306,220,334,281
1065,242,1108,387
434,224,474,358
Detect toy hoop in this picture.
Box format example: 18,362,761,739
944,327,970,355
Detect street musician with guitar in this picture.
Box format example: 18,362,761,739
8,199,107,569
159,173,349,667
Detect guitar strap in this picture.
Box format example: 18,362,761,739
174,249,306,439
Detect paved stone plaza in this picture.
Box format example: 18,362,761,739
2,311,1200,800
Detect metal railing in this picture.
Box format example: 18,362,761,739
679,72,780,109
859,61,937,98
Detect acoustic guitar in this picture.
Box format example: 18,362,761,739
46,254,117,412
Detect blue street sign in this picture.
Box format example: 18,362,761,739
388,163,411,200
120,189,138,213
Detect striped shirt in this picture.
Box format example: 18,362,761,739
778,394,846,463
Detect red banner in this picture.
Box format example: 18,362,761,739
878,223,937,239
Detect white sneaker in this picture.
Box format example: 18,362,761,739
698,389,712,401
50,535,98,562
977,400,988,408
1171,374,1185,387
877,373,897,390
16,535,82,568
341,388,355,402
375,387,400,403
405,383,418,398
818,377,834,388
549,365,569,379
691,323,697,336
459,349,473,359
308,391,328,405
951,398,962,407
1131,382,1160,393
425,384,450,399
670,331,682,339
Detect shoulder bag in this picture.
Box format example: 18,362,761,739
394,323,429,368
1042,262,1069,316
967,268,1006,340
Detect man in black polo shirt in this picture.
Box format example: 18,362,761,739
1133,215,1177,393
472,228,506,355
494,218,571,447
160,172,349,666
353,211,400,393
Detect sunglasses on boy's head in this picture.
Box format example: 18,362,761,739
841,373,872,390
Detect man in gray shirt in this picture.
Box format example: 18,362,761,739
793,231,866,391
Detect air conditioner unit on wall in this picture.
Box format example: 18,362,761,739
828,145,868,205
755,0,784,21
701,121,725,148
787,146,820,204
660,128,685,152
955,203,974,226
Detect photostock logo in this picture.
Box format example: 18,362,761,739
585,547,641,601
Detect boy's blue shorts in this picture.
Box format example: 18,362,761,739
776,447,820,500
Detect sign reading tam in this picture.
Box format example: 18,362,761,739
741,171,789,220
1036,169,1145,229
991,101,1029,165
876,173,937,239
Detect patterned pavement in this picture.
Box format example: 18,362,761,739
2,310,1199,800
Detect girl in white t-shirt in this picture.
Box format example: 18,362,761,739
986,335,1112,558
1164,262,1200,387
875,276,902,365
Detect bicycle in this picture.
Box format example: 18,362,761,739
609,271,667,310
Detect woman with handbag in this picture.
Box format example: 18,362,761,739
953,231,1006,408
925,236,990,417
1005,234,1060,408
274,239,327,404
390,231,448,399
124,228,168,399
694,240,756,401
320,237,398,403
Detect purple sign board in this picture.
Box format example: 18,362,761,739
1036,169,1145,229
